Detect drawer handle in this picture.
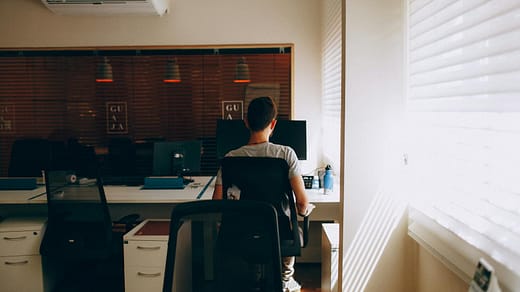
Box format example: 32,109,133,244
3,236,27,241
5,260,29,265
137,271,161,278
137,246,161,250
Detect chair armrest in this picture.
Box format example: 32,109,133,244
302,215,310,248
299,203,314,247
114,213,140,232
116,213,140,224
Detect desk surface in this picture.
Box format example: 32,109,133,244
0,187,46,204
0,176,339,204
0,177,340,266
0,176,214,204
0,176,340,221
198,179,339,201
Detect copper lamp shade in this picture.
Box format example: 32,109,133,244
96,56,113,83
164,58,181,83
233,57,250,83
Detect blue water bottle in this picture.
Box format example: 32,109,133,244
323,165,333,194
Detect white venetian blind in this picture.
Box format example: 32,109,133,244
321,0,342,169
406,0,520,287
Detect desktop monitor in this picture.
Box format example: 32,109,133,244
216,119,307,160
271,120,307,160
216,120,250,160
153,140,202,176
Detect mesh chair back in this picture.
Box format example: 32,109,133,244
107,137,136,176
40,170,113,260
221,157,302,256
8,138,52,177
163,200,283,292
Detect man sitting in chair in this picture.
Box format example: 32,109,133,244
213,96,314,292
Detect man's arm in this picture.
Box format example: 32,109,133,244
289,175,311,216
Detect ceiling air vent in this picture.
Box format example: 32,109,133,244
41,0,169,16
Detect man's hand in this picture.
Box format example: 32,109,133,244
298,203,316,217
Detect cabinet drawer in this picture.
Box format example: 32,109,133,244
124,241,167,267
125,266,164,292
0,255,43,292
0,230,43,256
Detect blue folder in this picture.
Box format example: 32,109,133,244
142,177,185,189
0,177,38,190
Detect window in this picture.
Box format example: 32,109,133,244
0,47,292,176
406,1,520,289
321,0,342,169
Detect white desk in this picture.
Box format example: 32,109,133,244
0,176,214,219
198,181,341,221
1,176,339,221
31,176,213,204
0,188,47,204
0,177,340,263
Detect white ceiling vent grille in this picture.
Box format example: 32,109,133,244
41,0,169,16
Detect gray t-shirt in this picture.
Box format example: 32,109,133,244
215,142,301,185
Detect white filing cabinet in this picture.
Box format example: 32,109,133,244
321,223,339,292
124,219,170,292
0,217,46,292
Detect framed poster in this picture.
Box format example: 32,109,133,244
106,102,128,134
222,101,243,120
0,104,15,133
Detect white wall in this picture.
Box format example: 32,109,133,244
364,212,415,292
341,1,472,291
416,245,468,292
342,0,407,290
343,0,405,249
0,0,322,171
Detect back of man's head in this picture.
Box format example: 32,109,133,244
247,96,278,132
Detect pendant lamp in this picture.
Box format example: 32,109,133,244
233,57,250,83
164,58,181,83
96,56,113,83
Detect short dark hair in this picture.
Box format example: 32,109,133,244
246,96,278,132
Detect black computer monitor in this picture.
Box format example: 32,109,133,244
271,120,307,160
216,120,250,160
152,140,202,176
216,119,307,160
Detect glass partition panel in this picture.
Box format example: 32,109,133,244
0,46,292,177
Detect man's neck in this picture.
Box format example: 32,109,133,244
248,130,269,145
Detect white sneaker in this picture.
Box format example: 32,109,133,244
283,277,301,292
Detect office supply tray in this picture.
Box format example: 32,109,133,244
142,176,185,189
0,177,38,190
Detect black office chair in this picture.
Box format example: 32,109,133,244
8,138,70,177
107,137,137,176
66,139,99,178
8,138,53,177
162,200,283,292
135,137,165,176
221,157,310,257
40,170,123,292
